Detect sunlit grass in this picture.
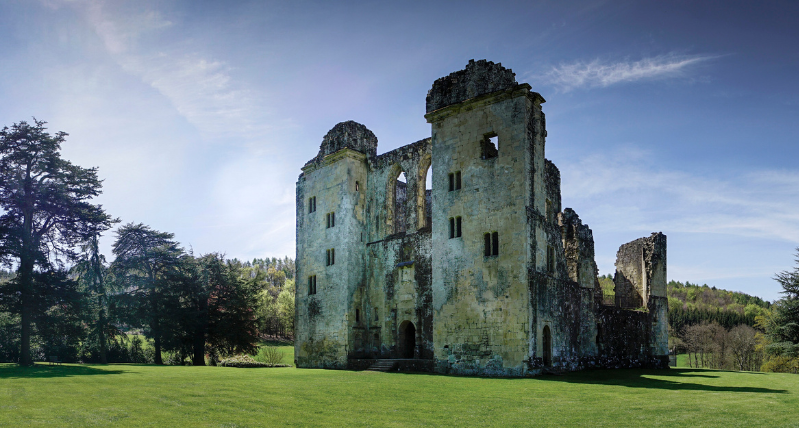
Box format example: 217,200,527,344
0,363,796,427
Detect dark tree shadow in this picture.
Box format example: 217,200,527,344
535,368,786,394
0,363,124,379
386,367,783,394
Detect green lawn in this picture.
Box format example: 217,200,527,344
1,363,796,427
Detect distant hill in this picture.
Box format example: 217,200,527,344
598,275,771,332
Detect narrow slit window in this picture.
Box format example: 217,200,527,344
492,232,498,256
449,217,455,239
355,181,360,191
309,196,316,213
449,173,455,192
325,212,335,228
484,233,491,257
455,171,461,190
355,309,360,323
331,248,335,265
326,249,330,266
456,216,462,238
308,275,317,295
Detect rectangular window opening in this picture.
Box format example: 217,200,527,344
492,232,499,256
448,173,454,192
308,275,317,295
484,233,491,257
309,196,316,213
456,216,462,238
355,309,360,323
355,181,360,191
449,217,455,239
481,134,498,160
455,171,461,190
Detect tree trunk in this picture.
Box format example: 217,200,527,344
98,304,107,364
19,256,34,366
154,335,163,365
192,296,208,366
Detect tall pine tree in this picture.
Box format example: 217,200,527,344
0,120,114,366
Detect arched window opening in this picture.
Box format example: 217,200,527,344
395,172,407,234
386,165,408,236
418,162,432,229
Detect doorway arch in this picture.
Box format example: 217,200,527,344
542,325,552,367
398,320,416,358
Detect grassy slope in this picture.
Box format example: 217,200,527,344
1,364,797,427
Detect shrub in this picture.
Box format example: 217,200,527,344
254,346,285,366
219,354,271,368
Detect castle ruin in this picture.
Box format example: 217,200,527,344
294,60,668,376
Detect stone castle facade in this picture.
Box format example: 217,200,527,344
294,60,668,376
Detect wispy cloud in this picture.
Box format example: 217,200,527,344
536,53,718,91
55,0,271,141
560,147,799,244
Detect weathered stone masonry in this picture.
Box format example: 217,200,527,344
295,59,669,375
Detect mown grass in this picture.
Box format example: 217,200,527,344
1,363,797,427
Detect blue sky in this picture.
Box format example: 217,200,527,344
0,0,797,301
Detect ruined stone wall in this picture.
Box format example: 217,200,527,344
358,139,434,362
614,233,667,308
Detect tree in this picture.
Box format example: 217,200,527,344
111,223,182,365
770,248,799,356
73,231,116,364
0,120,115,366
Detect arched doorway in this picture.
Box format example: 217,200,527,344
542,325,552,367
398,320,416,358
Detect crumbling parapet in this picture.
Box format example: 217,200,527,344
559,208,599,290
304,120,378,169
426,59,518,113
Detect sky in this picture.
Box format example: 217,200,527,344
0,0,797,301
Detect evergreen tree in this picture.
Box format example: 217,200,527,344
111,223,182,365
0,120,115,365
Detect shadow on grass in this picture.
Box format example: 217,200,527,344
386,368,786,394
0,363,124,379
535,368,787,394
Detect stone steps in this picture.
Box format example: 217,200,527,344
365,359,400,372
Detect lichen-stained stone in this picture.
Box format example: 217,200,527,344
294,60,669,375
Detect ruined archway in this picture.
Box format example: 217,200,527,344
542,325,552,367
398,320,416,358
416,154,432,229
386,164,408,235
